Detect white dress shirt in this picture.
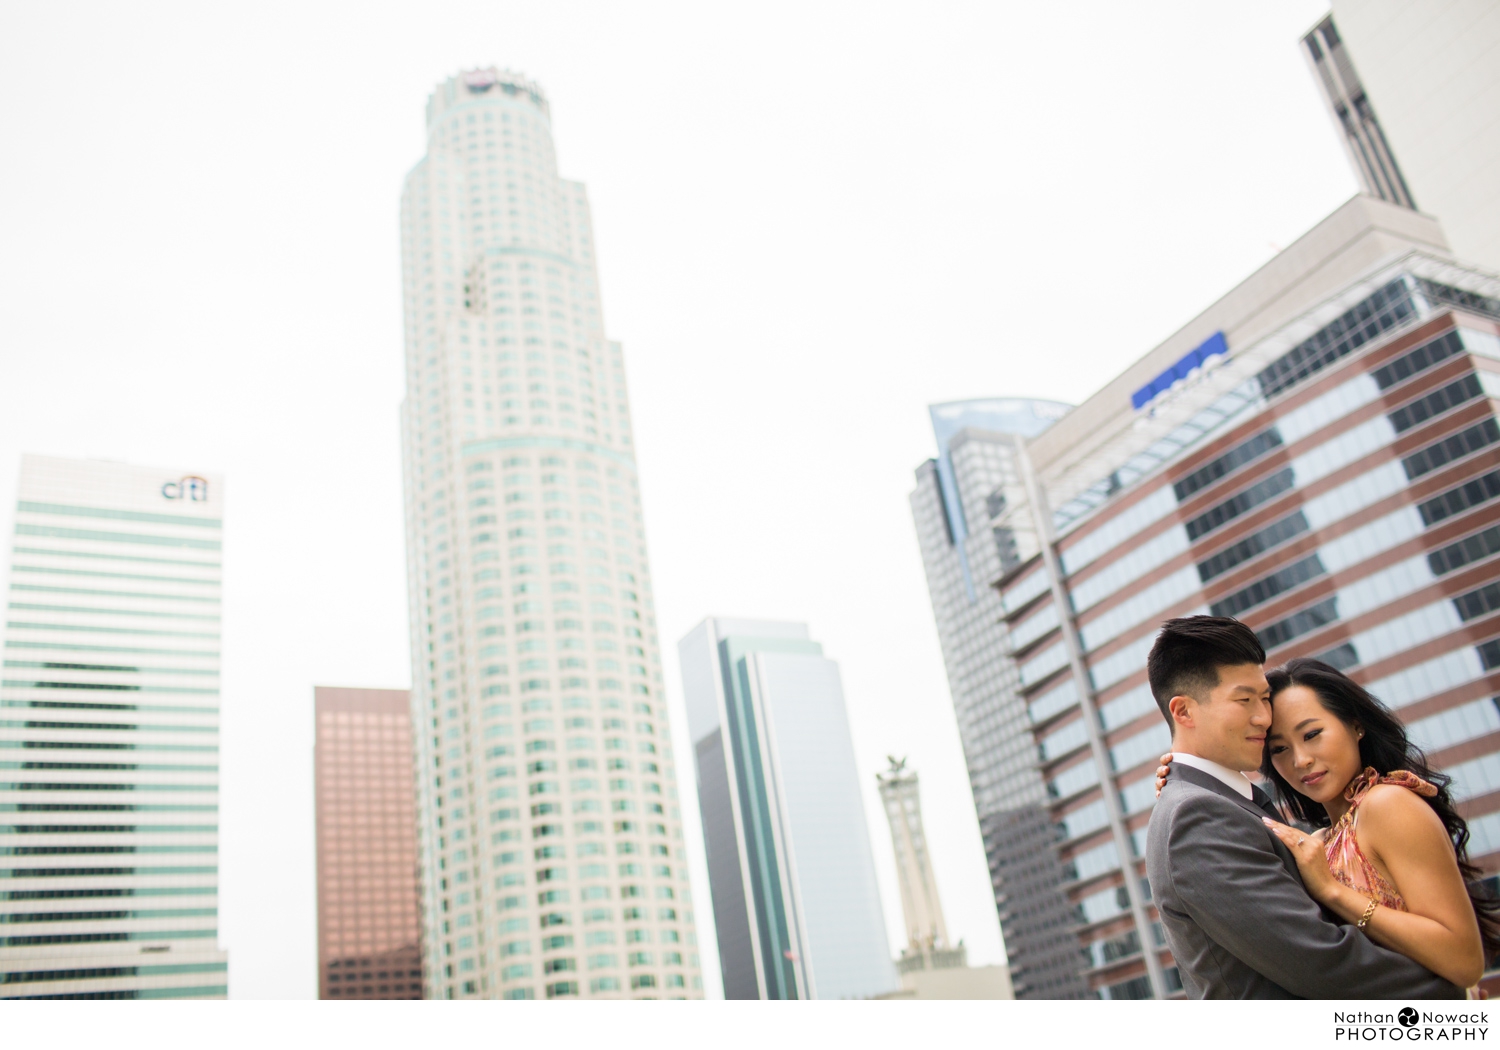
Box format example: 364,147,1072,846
1171,751,1253,800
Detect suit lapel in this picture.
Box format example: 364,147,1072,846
1168,763,1307,884
1171,763,1279,824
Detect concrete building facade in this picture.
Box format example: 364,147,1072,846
995,195,1500,998
315,686,422,999
1305,1,1500,272
0,455,228,999
399,68,700,999
678,617,896,1000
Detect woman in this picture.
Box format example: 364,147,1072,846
1157,657,1499,990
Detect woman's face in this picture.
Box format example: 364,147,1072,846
1267,684,1365,805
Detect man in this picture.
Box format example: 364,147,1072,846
1145,615,1460,998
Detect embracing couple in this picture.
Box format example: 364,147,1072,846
1146,615,1499,998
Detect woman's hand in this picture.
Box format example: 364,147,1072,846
1154,753,1173,797
1262,819,1335,900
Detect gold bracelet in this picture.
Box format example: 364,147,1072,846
1357,897,1379,929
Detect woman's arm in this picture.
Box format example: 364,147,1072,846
1267,788,1483,988
1350,786,1483,987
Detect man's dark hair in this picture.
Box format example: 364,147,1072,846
1146,615,1265,728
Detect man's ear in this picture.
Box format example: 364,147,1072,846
1168,694,1196,731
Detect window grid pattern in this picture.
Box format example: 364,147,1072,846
1402,419,1500,482
1209,555,1325,619
1371,330,1464,391
316,690,423,1000
1388,374,1482,434
0,461,227,1000
1185,469,1296,542
1172,429,1283,502
1256,278,1415,399
1418,470,1500,527
977,264,1500,999
1197,512,1310,583
399,72,696,1000
1429,525,1500,578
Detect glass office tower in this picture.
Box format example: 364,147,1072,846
399,68,700,1000
909,400,1094,999
678,617,896,1000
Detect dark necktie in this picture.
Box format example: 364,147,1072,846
1251,785,1281,821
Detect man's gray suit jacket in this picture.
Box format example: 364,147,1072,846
1146,763,1462,999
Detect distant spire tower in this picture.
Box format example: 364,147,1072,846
877,757,950,951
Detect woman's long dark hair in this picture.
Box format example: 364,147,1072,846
1261,657,1500,961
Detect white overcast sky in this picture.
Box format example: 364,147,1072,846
0,0,1353,999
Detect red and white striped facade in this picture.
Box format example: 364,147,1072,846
994,196,1500,998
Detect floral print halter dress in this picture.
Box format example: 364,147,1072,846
1324,766,1439,911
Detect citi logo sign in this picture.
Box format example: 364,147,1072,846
161,476,209,502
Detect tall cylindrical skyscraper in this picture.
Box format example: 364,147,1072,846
399,68,700,1001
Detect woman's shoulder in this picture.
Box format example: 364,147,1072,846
1357,781,1448,843
1360,780,1434,812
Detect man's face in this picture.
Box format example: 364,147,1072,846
1174,662,1272,771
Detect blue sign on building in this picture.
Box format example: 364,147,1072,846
1130,331,1229,410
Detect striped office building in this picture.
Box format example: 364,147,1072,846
987,195,1500,998
0,455,227,999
